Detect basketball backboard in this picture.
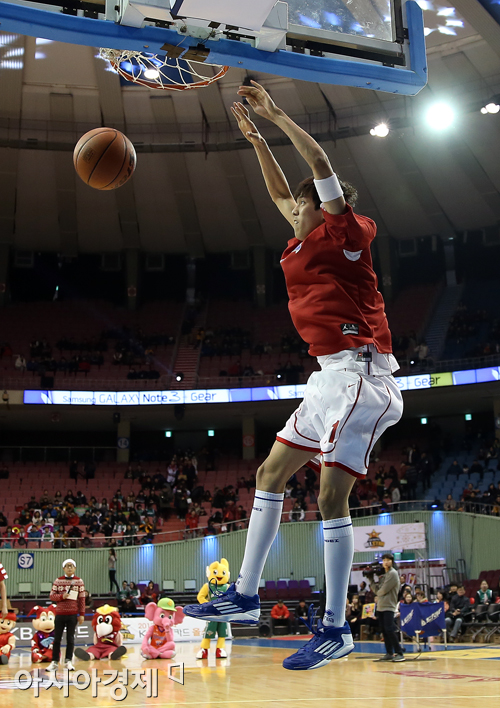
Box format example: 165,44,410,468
0,0,427,94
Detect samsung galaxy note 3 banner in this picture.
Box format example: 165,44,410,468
22,365,500,406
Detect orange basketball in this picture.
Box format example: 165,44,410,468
73,127,136,190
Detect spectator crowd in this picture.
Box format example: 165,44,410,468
1,324,175,381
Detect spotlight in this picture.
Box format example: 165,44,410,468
143,68,160,79
175,372,184,382
370,123,389,138
426,102,454,130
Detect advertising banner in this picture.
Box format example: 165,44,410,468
12,615,231,648
21,364,500,407
353,522,426,553
400,602,446,638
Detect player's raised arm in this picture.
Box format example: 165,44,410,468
231,102,296,226
237,81,346,216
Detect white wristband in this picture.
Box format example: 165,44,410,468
314,174,343,203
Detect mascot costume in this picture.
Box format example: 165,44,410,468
196,558,230,659
0,612,17,664
74,604,126,661
29,604,56,663
141,598,184,660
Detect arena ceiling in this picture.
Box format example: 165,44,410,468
0,0,500,257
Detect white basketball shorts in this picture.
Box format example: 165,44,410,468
276,358,403,479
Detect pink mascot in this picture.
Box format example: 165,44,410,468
141,598,184,660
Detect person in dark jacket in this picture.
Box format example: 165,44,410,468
445,585,470,640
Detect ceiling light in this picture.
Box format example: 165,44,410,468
481,98,500,115
437,26,456,35
426,102,454,130
143,68,160,79
370,123,389,137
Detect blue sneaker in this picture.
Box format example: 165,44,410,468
283,606,354,671
182,583,260,625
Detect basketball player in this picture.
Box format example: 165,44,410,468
183,81,403,671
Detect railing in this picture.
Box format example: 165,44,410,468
4,352,499,395
3,500,498,549
0,375,172,391
196,374,294,388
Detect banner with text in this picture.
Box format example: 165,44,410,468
12,615,231,647
400,602,446,638
353,522,426,553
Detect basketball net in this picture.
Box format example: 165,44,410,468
99,47,228,91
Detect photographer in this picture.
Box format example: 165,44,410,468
368,553,405,662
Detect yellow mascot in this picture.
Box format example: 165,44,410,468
196,558,230,659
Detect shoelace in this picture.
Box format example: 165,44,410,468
295,604,342,654
300,603,319,634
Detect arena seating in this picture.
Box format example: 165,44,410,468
384,282,441,346
0,458,320,544
0,283,445,391
424,456,500,504
442,279,500,361
0,299,183,390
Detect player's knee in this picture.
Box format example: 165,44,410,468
256,460,280,487
318,488,348,517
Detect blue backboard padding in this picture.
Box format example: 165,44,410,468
0,1,427,95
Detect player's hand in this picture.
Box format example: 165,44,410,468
1,606,8,619
62,593,69,599
237,80,280,121
231,102,263,145
78,616,84,625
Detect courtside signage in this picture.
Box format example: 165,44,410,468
22,365,500,406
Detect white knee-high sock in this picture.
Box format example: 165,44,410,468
322,516,354,628
234,490,284,597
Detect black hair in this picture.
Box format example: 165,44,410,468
293,175,358,209
382,553,398,570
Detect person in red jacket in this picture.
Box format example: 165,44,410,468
270,599,292,635
47,558,86,671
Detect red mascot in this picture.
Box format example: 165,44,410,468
29,604,57,663
74,604,126,661
0,611,17,664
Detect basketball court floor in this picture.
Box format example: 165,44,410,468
1,640,500,707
